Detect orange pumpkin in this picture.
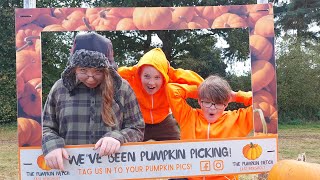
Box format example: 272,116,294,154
242,142,263,160
16,50,41,82
16,23,42,52
75,17,94,31
18,117,42,147
133,7,172,30
245,4,269,28
37,155,51,171
19,78,42,117
268,160,320,180
249,34,273,61
107,7,134,18
188,16,209,29
254,101,278,133
254,89,274,105
86,8,120,31
171,7,195,25
211,13,247,28
116,18,137,30
254,15,274,38
62,10,86,31
252,60,275,92
17,75,25,99
195,6,229,21
42,24,67,31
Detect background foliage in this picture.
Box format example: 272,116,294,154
1,0,319,123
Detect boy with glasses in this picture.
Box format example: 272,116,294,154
166,75,253,180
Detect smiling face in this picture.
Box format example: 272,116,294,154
75,67,104,88
140,65,164,95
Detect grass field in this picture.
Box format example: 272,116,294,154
1,122,320,180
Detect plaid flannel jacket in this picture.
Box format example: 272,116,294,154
42,77,144,155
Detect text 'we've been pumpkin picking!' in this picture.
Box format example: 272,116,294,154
242,142,263,160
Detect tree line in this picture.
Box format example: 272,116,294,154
1,0,319,123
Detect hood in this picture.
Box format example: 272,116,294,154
136,48,170,84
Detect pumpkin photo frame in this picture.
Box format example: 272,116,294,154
16,4,277,178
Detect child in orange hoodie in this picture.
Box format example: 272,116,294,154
118,48,203,141
166,75,253,180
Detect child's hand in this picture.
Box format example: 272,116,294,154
94,137,121,157
229,91,237,103
44,148,69,171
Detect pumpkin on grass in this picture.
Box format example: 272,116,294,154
268,160,320,180
18,118,42,147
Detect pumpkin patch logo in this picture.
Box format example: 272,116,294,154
37,154,51,171
242,142,263,160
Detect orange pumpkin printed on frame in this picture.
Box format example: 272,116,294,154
37,155,51,171
242,142,263,160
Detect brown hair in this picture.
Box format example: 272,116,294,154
198,75,231,104
100,68,115,126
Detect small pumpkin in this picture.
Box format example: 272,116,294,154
19,78,42,117
249,34,273,61
242,142,263,160
18,117,42,147
268,160,320,180
37,155,51,171
133,7,172,30
87,8,120,31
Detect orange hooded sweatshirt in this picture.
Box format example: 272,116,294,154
118,48,203,124
166,83,253,180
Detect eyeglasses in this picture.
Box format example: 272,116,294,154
201,101,226,110
76,71,104,80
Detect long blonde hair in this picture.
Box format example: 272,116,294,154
101,68,115,126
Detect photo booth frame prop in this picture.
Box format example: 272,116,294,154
16,4,278,179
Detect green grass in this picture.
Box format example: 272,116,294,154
1,122,320,179
0,122,18,180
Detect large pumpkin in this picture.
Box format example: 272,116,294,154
268,160,320,180
107,7,134,18
171,7,195,25
116,18,137,30
249,34,273,61
254,15,274,38
211,13,247,28
62,10,86,31
245,4,269,28
16,50,41,82
19,78,42,117
133,7,172,30
18,118,42,147
252,60,275,92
